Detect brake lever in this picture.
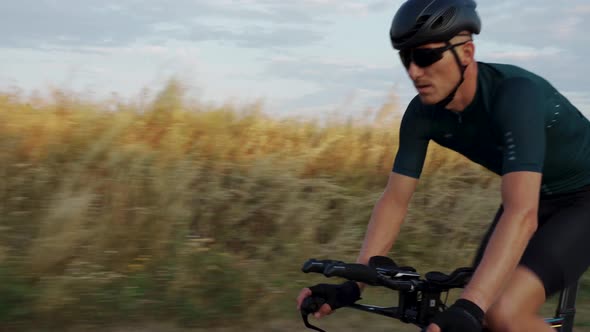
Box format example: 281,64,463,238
300,296,327,332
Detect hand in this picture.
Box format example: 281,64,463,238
296,287,333,318
424,299,484,332
296,281,361,318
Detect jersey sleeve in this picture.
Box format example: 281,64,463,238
392,98,431,178
492,77,546,175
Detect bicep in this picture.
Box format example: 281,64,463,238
383,171,419,208
501,171,541,214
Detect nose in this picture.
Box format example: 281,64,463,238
407,62,424,81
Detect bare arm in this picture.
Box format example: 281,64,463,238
461,171,541,311
296,171,418,313
356,172,418,266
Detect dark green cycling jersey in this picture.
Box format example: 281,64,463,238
393,62,590,195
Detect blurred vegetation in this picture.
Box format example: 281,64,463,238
0,80,588,330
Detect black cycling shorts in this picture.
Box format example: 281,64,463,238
473,185,590,296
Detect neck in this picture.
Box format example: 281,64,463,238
445,61,478,112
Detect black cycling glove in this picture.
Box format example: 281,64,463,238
429,299,484,332
308,280,361,311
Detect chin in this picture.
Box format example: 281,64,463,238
418,94,441,105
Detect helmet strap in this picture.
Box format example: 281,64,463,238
436,41,468,109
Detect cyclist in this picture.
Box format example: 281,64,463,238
296,0,590,331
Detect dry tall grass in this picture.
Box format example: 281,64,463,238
0,81,587,330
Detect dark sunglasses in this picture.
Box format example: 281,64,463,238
399,40,471,69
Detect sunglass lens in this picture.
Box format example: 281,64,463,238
399,50,412,69
412,48,443,68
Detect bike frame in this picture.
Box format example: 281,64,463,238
552,280,579,331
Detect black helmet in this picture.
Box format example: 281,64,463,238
390,0,481,50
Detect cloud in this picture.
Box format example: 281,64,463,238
277,85,392,117
478,43,564,61
188,24,324,48
571,4,590,14
478,0,589,46
0,1,152,48
265,56,398,89
563,91,590,116
0,0,391,51
261,54,407,113
2,0,588,116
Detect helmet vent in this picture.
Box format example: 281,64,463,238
416,15,431,28
394,15,431,45
431,7,457,30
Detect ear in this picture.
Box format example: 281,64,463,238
461,42,476,66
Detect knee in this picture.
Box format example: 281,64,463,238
485,297,520,332
484,267,548,331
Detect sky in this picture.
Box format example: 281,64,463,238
1,0,589,117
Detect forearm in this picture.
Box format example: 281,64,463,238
461,210,537,311
356,197,407,265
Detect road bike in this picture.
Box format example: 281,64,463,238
299,256,578,331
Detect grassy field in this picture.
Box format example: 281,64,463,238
0,81,588,331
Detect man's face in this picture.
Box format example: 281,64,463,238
405,42,464,105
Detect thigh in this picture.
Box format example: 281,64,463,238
487,265,546,320
486,266,556,332
520,194,590,296
474,189,590,297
